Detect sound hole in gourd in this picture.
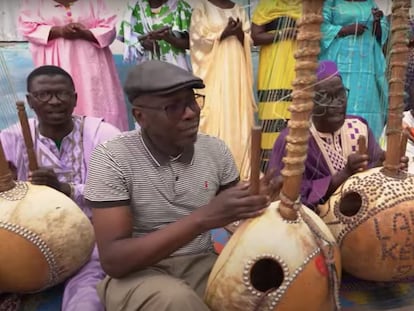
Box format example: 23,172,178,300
339,191,362,217
250,258,284,292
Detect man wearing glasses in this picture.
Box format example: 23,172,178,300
0,65,121,311
268,60,385,210
84,60,280,311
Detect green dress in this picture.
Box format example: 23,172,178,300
118,0,192,70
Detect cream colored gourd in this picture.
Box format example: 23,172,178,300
319,167,414,281
0,181,94,293
205,201,341,311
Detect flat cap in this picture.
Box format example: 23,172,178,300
124,60,205,103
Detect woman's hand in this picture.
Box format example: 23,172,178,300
338,24,367,37
372,8,384,21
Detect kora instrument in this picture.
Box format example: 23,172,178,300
318,0,413,282
0,102,94,293
205,201,341,311
204,1,342,309
319,166,414,281
0,181,95,292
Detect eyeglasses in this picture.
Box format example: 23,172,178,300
28,90,76,103
136,93,205,121
314,87,349,107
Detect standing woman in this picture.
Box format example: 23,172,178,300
251,0,301,172
320,0,389,140
18,0,129,131
190,0,256,180
118,0,192,71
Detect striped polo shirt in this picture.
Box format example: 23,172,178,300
84,130,239,256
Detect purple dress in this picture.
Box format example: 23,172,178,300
268,116,383,209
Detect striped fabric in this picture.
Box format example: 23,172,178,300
85,130,239,256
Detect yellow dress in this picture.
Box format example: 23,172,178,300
252,0,302,171
190,0,256,180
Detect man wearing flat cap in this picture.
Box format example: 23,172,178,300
84,60,280,310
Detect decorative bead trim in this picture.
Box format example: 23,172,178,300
282,211,303,224
0,182,28,201
243,248,320,309
326,171,414,244
0,221,58,288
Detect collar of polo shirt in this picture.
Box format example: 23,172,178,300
140,130,194,166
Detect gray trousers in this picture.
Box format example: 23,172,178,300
97,252,217,311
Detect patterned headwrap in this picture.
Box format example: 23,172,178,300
316,60,341,81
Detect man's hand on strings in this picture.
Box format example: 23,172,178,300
329,153,369,198
195,182,269,230
399,156,409,170
259,168,283,202
29,168,71,197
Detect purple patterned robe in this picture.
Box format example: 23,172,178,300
268,116,383,209
0,116,120,311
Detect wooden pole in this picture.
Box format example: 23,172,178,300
250,126,262,195
16,101,38,171
0,139,15,192
384,0,411,176
278,0,324,220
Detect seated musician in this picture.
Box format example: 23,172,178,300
0,65,121,311
84,60,281,311
268,60,387,210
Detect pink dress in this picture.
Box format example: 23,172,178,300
18,0,129,131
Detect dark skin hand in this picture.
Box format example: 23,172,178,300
93,182,269,277
259,167,283,202
142,27,190,50
196,182,270,229
220,17,244,45
371,8,383,41
325,151,408,201
29,168,71,197
251,23,297,46
372,8,384,21
141,38,159,52
337,9,383,39
337,23,367,37
225,169,283,233
48,23,98,43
